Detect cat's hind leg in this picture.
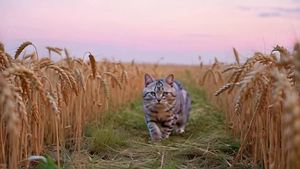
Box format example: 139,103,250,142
175,122,186,134
175,114,187,134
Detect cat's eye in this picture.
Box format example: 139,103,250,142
163,92,168,96
150,92,156,96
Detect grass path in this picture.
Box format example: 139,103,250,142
70,77,252,169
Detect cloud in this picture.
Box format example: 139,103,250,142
291,0,300,3
238,5,300,18
273,7,300,13
258,12,281,17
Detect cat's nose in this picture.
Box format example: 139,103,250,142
157,99,161,103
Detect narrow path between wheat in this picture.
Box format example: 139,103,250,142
67,77,251,169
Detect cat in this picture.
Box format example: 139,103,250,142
142,73,191,141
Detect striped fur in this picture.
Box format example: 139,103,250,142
143,73,191,141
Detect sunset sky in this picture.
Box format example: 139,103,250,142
1,0,300,64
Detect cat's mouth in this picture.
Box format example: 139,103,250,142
155,102,164,106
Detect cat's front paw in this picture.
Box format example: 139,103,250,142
151,133,162,141
178,129,185,133
162,134,170,139
175,128,185,134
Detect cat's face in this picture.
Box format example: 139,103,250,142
143,74,176,109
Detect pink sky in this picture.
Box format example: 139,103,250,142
1,0,300,64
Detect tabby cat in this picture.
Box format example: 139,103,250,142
143,73,191,141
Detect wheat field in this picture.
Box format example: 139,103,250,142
0,41,300,168
202,44,300,169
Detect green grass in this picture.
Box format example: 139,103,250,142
69,73,254,169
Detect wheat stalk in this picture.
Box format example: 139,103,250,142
23,52,37,61
74,68,86,92
3,64,43,92
61,67,79,95
46,65,72,88
0,42,4,52
121,70,129,83
215,83,238,96
222,66,240,73
201,69,217,85
0,51,11,70
88,53,97,79
46,46,63,58
103,72,122,89
294,43,300,92
15,41,38,60
35,58,53,70
233,48,240,65
96,75,110,99
0,74,20,169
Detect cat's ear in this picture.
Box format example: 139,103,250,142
144,73,154,86
166,74,174,86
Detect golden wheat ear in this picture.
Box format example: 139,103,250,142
144,73,154,86
166,74,174,85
